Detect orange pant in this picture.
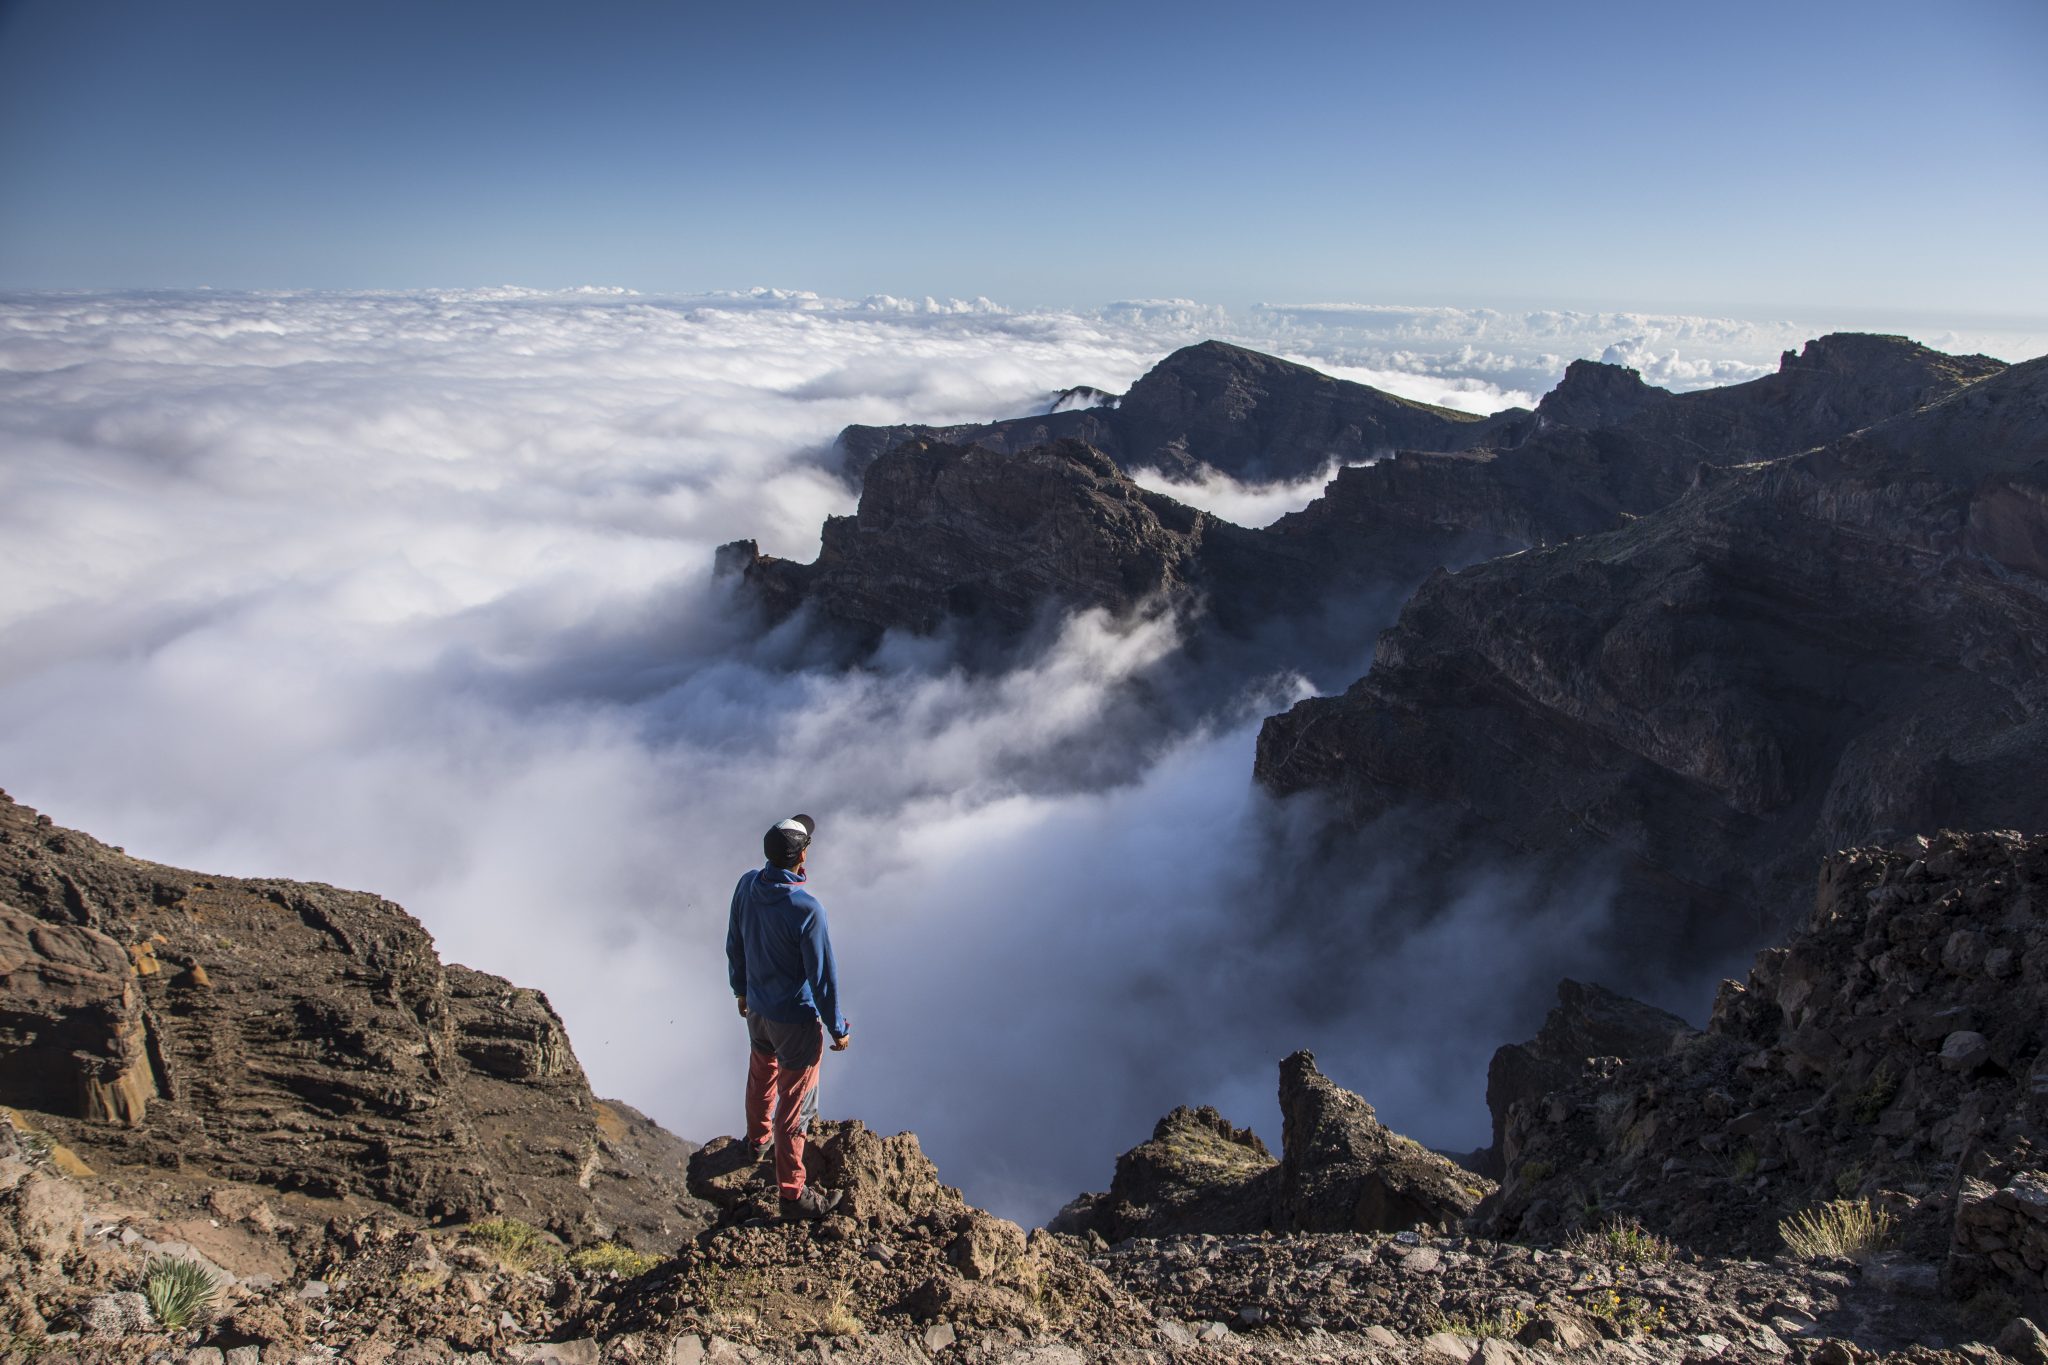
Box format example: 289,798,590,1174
744,1013,822,1200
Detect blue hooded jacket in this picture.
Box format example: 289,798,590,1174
726,864,848,1039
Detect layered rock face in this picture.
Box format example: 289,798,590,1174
834,340,1529,486
1488,829,2048,1320
0,791,706,1249
1258,354,2048,960
1063,1051,1488,1242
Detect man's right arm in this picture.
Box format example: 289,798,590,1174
799,901,850,1047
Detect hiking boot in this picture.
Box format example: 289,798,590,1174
750,1140,774,1166
779,1186,844,1221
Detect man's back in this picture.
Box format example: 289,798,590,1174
727,863,846,1037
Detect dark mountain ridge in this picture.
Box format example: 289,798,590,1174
1256,354,2048,964
833,339,1534,487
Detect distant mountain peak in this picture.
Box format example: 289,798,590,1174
1535,358,1674,430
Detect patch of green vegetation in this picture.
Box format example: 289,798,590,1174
1578,1288,1666,1336
1832,1160,1867,1198
1160,1127,1273,1171
463,1217,561,1272
144,1256,219,1331
568,1242,663,1277
1729,1146,1759,1180
1517,1160,1555,1184
1778,1199,1897,1261
1841,1064,1899,1125
1425,1305,1529,1339
1567,1215,1676,1267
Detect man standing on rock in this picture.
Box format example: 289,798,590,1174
727,813,851,1220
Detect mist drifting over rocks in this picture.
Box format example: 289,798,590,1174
1,287,2032,1221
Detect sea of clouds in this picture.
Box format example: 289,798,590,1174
2,288,2033,1219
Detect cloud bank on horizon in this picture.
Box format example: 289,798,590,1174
0,288,2018,1218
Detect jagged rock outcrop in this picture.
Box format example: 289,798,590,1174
1257,353,2048,962
1276,1050,1488,1234
0,790,708,1250
834,340,1530,486
1062,1106,1278,1242
721,437,1327,647
1479,980,1698,1175
572,1120,1149,1347
0,909,153,1126
1533,359,1674,431
1487,829,2048,1324
1063,1052,1489,1242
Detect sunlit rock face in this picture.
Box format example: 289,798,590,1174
0,790,708,1250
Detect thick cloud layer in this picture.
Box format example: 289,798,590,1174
0,288,2015,1222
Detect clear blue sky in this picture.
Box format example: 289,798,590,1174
1,0,2042,315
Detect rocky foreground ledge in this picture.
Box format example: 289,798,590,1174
4,790,2048,1364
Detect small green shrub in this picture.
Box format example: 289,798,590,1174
1578,1288,1666,1336
1844,1064,1899,1125
1424,1305,1529,1339
568,1242,662,1277
1778,1199,1897,1261
1832,1161,1867,1198
1517,1159,1555,1183
1567,1215,1676,1267
144,1256,219,1330
1730,1146,1759,1179
463,1217,560,1271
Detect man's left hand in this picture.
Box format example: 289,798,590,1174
736,996,749,1018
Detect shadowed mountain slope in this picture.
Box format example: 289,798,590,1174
1256,354,2048,962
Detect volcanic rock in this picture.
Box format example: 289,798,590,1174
601,1119,1147,1348
1276,1050,1487,1234
1078,1106,1279,1242
1065,1053,1488,1241
0,790,708,1250
1480,979,1698,1174
1256,353,2048,963
1487,829,2048,1323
